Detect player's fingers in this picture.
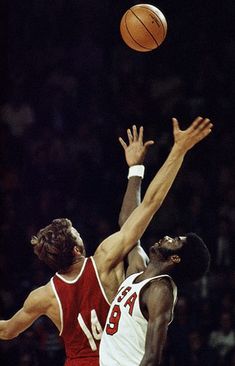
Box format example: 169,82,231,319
194,119,213,135
172,118,180,133
187,116,204,133
127,128,133,144
144,140,155,148
119,137,127,150
132,125,138,141
199,119,212,130
138,126,144,142
196,126,213,142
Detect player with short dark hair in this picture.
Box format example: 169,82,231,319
100,234,211,366
157,232,210,283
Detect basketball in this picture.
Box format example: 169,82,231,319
120,4,167,52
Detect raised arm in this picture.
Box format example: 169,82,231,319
118,125,153,274
95,117,213,270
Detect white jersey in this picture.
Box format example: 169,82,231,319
100,272,177,366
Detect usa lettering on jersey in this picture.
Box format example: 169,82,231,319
106,286,137,335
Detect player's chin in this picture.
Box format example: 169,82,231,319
150,241,161,254
150,245,157,254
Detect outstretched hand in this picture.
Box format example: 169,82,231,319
172,116,213,153
119,125,154,166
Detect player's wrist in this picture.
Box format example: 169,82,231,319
172,143,187,156
128,165,145,179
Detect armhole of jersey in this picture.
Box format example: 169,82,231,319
90,256,111,306
168,278,177,324
154,275,177,324
50,277,64,336
138,275,177,324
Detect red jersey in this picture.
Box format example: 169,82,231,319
51,257,110,366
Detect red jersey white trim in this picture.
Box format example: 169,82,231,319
50,277,64,335
55,258,88,283
50,256,111,362
90,257,111,306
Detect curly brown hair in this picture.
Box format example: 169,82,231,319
31,218,83,271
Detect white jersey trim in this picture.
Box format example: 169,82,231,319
129,272,177,324
90,256,111,306
50,278,64,336
54,258,88,283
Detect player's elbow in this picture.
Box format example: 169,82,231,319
141,352,161,366
0,330,18,340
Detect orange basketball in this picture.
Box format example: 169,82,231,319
120,4,167,52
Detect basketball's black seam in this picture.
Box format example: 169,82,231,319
130,9,159,47
124,12,152,50
138,6,167,39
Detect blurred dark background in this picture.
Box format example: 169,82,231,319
1,1,235,365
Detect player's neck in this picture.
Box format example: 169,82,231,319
140,261,171,279
59,256,86,277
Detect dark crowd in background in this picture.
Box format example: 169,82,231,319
1,1,235,365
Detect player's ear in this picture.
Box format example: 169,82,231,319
170,254,181,264
74,246,82,255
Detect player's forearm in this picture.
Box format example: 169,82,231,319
119,145,186,253
143,143,185,209
140,329,167,366
118,176,142,227
140,342,164,366
0,320,18,340
140,349,163,366
120,174,150,271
